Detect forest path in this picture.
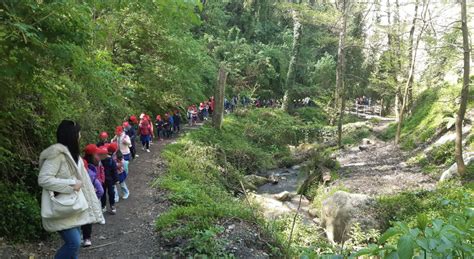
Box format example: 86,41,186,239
332,121,437,196
5,126,200,258
78,134,175,258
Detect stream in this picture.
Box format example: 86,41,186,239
250,165,318,225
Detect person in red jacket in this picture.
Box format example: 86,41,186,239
139,118,152,152
209,96,215,115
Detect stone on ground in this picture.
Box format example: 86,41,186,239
321,191,381,243
273,191,292,201
244,175,270,190
440,152,474,182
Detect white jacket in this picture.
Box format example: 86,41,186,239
112,133,131,155
38,144,104,232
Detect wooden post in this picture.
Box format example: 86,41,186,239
213,64,227,129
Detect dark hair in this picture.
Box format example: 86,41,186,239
116,151,123,160
83,153,99,166
57,120,81,164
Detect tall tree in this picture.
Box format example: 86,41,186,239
455,0,471,176
214,64,228,129
395,0,429,144
282,6,302,112
336,0,349,148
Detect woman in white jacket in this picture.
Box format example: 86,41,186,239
38,120,104,259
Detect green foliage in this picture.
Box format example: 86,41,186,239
155,109,323,255
0,0,214,241
269,215,335,256
0,184,45,242
186,226,231,257
376,182,473,229
356,182,474,258
342,125,371,146
408,142,456,175
293,107,328,124
354,210,473,258
380,85,467,149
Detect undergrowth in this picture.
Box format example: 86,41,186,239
155,109,326,256
376,181,473,230
379,84,471,150
408,141,456,175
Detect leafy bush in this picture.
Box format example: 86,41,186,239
376,182,473,229
354,210,473,258
0,184,45,242
356,182,473,258
186,226,229,257
293,107,328,124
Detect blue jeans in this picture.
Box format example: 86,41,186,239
56,227,81,259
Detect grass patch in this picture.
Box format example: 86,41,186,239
376,181,473,230
408,142,456,175
155,108,328,256
341,123,371,146
379,84,473,150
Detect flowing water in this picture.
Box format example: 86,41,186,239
250,166,317,225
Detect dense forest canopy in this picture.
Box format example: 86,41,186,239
0,0,473,257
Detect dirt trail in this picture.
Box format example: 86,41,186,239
3,131,188,258
79,137,173,258
333,122,437,196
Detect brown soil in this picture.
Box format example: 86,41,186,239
333,122,438,196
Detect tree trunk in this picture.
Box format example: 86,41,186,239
455,0,471,176
396,0,429,144
405,0,419,112
213,64,227,129
336,0,348,148
282,9,302,112
394,0,402,122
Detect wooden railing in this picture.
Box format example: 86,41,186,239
347,104,382,117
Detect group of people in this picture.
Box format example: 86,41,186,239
37,106,194,258
355,96,372,106
187,96,216,126
38,93,235,258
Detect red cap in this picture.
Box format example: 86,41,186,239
84,144,99,155
130,115,138,123
115,126,123,135
84,144,108,155
98,146,109,155
99,131,108,140
122,121,130,128
107,142,118,153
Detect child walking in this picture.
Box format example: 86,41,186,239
173,110,181,133
114,152,130,202
139,118,152,152
82,144,106,247
112,125,131,202
155,115,164,140
112,125,132,161
128,115,139,159
100,143,118,214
